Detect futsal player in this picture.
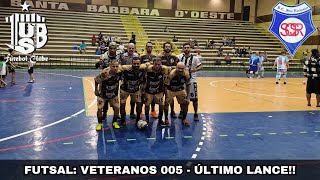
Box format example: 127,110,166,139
140,42,157,119
144,58,170,126
159,42,179,118
164,62,191,126
178,43,202,121
272,52,289,84
94,60,122,130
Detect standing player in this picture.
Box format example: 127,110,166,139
248,52,260,78
258,51,268,78
119,57,146,127
164,62,191,126
6,49,16,85
159,42,179,118
121,43,140,119
178,43,202,121
140,42,157,119
272,52,289,84
94,60,122,130
96,42,121,120
144,58,170,126
303,49,320,106
27,54,36,83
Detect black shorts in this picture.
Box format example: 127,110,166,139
306,77,320,94
8,67,15,73
28,67,34,74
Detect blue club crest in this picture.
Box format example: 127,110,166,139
268,2,316,57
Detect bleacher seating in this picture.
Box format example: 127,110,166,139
0,7,303,70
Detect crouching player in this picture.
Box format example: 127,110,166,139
164,62,191,126
94,60,122,130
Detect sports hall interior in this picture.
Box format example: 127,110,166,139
0,0,320,161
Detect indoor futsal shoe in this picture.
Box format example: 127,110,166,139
151,111,157,119
170,112,177,118
113,122,120,129
194,114,199,121
96,123,102,131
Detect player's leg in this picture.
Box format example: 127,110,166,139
102,101,109,120
150,100,157,119
154,93,165,126
120,90,129,126
164,91,174,126
131,91,142,125
170,101,177,118
177,90,191,126
190,81,199,121
306,78,312,106
11,69,16,85
276,70,281,84
109,98,120,129
282,70,287,84
96,97,106,131
144,93,152,124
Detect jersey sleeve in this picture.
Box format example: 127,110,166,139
95,69,109,84
193,56,202,68
184,70,191,86
165,70,174,86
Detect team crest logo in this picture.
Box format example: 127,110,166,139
5,2,48,54
268,2,316,57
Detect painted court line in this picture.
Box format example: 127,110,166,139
0,73,97,143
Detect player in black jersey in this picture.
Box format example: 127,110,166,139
164,62,191,126
94,60,122,130
119,57,147,126
144,58,170,126
140,42,158,119
159,42,179,118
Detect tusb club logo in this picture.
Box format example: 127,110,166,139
269,2,316,57
5,2,48,54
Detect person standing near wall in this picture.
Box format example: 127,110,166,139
303,49,320,107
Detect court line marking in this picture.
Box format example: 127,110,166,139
215,130,320,138
191,113,207,160
0,72,97,143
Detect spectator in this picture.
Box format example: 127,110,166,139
231,36,236,46
91,35,96,46
218,46,223,57
226,37,231,46
131,32,136,41
129,38,136,45
222,36,227,46
79,41,86,54
303,49,320,106
225,53,231,65
231,46,236,56
95,47,102,55
115,36,121,44
118,42,125,53
100,42,107,54
210,39,215,49
248,47,252,56
173,36,178,42
98,32,103,44
164,26,169,32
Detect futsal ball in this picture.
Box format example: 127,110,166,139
137,120,148,130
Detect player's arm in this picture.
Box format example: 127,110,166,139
94,73,104,97
191,56,203,73
272,59,277,70
185,71,191,102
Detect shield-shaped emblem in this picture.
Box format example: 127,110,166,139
268,2,316,57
